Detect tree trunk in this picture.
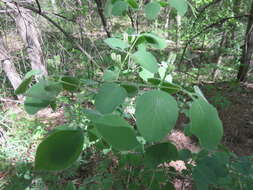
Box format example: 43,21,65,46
5,1,48,78
237,0,253,81
213,31,227,81
0,35,22,99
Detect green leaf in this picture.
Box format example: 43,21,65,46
24,69,42,78
94,114,140,151
103,67,120,82
15,76,33,95
61,76,80,92
139,69,154,81
168,0,188,16
193,155,229,190
145,142,178,167
104,38,129,50
132,49,158,73
194,86,208,102
192,163,215,190
144,2,161,20
104,0,113,17
95,83,127,114
135,90,178,142
66,182,76,190
127,0,138,9
120,83,138,97
147,78,181,94
112,0,128,16
35,129,84,171
15,69,43,95
24,80,62,114
137,33,167,49
82,109,103,121
189,98,223,149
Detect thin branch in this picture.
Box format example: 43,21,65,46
35,0,41,13
179,14,250,67
94,0,111,37
2,0,101,69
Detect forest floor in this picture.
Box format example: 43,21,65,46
202,81,253,156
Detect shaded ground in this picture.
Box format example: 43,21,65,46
202,81,253,156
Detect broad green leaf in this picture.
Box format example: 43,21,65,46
15,69,43,95
82,109,103,121
104,0,113,17
15,76,33,95
145,142,178,167
104,38,129,50
139,69,154,81
24,69,42,78
168,0,188,16
94,114,139,150
132,49,158,73
135,90,178,142
137,33,167,49
112,0,128,16
66,182,76,190
144,2,161,20
61,76,80,92
192,163,215,190
24,80,62,114
103,67,120,82
193,155,229,190
95,83,127,114
127,0,138,9
35,129,84,171
189,98,223,149
148,78,181,94
194,85,208,102
121,83,138,97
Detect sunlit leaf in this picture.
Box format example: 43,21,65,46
132,49,158,73
144,2,161,20
135,90,178,142
104,38,129,50
168,0,188,16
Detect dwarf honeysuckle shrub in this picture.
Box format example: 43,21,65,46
15,1,253,189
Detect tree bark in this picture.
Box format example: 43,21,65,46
0,35,22,98
212,31,227,80
237,0,253,81
5,1,48,78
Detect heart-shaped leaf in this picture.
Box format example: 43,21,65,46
35,129,84,171
95,83,127,114
94,114,139,151
112,0,128,16
135,90,178,142
144,2,161,20
168,0,188,16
